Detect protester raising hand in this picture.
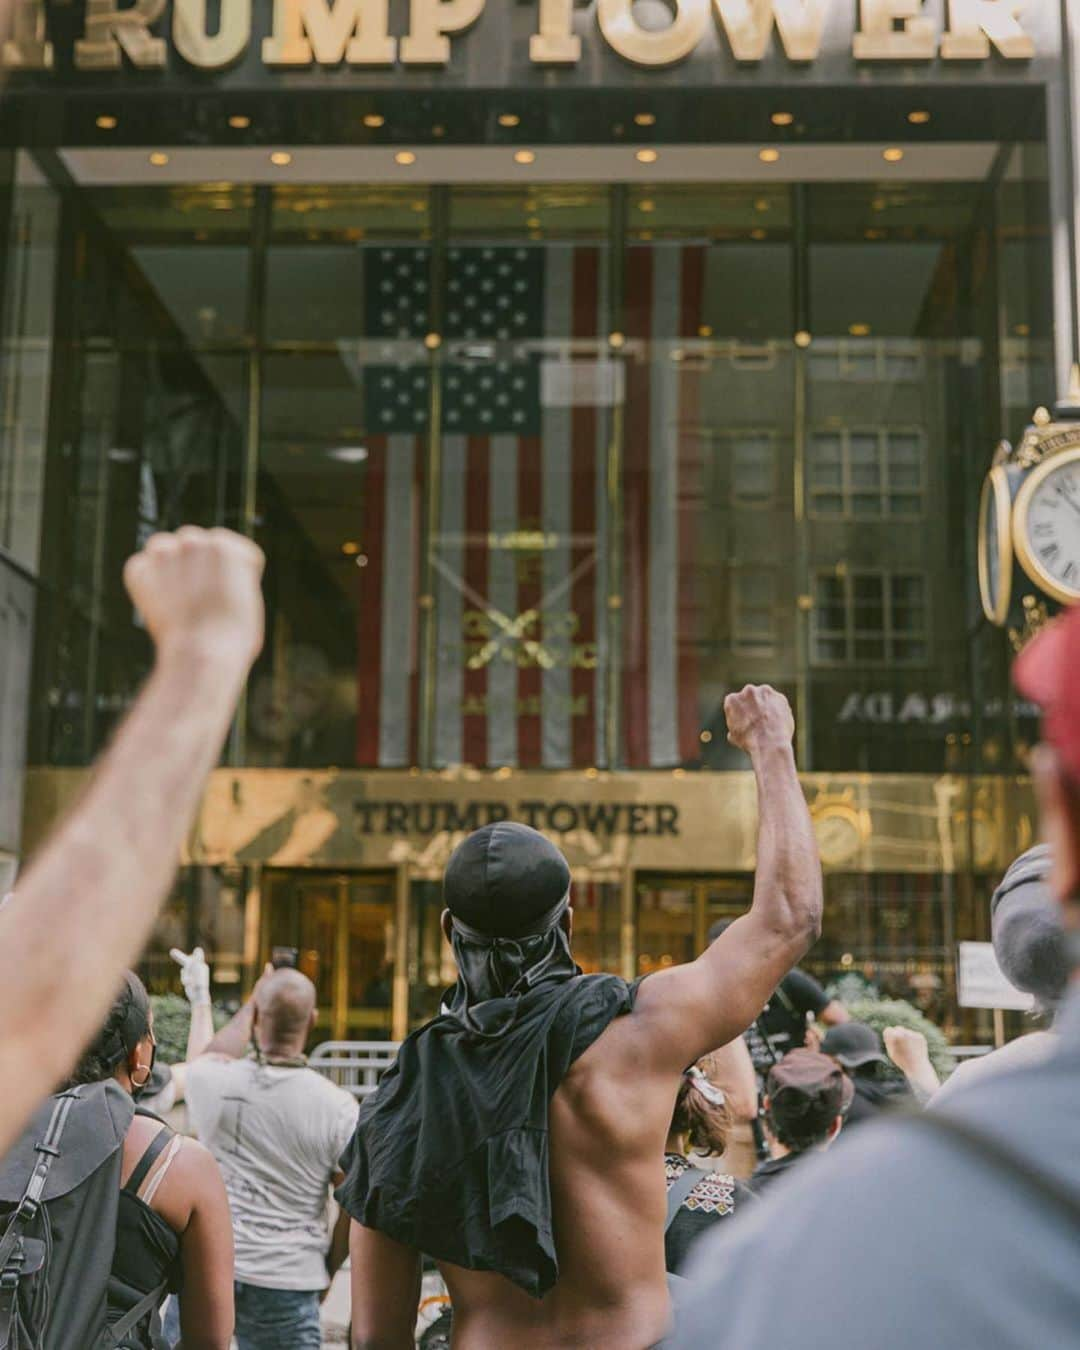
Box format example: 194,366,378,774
0,527,264,1158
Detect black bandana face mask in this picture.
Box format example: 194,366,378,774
444,894,580,1037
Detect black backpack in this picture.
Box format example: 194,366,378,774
0,1081,165,1350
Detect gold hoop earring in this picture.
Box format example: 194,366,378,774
131,1064,152,1089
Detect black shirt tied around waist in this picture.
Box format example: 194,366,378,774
335,900,635,1297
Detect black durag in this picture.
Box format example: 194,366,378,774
335,825,635,1298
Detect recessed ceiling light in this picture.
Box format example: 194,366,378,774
424,332,442,350
759,148,781,164
883,147,905,163
771,111,794,126
228,115,251,130
864,227,885,240
638,199,655,213
395,151,417,166
341,540,361,556
754,197,770,212
750,227,767,240
609,332,626,349
700,729,713,744
432,125,445,138
636,149,659,164
148,152,169,166
638,229,654,241
1014,322,1031,336
871,196,887,211
96,115,117,130
498,113,521,128
634,112,656,127
363,114,385,129
527,216,541,228
849,322,872,337
907,110,931,125
514,150,536,165
794,330,812,349
698,324,713,339
270,151,292,166
328,446,369,464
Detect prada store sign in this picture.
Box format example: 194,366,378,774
2,0,1043,78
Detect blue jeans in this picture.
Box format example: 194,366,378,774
234,1283,322,1350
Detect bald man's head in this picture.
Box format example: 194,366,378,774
255,968,317,1051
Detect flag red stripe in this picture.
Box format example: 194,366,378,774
572,247,600,768
622,247,653,769
356,437,387,765
517,434,543,768
678,247,705,763
462,435,490,766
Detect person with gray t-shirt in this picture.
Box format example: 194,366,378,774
186,968,358,1350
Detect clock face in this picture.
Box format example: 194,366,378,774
978,466,1013,625
1014,449,1080,604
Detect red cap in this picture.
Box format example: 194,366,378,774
1014,605,1080,781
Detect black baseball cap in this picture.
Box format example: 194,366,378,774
766,1049,854,1132
444,823,571,940
820,1021,888,1070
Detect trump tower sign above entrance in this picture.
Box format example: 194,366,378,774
0,1,1058,86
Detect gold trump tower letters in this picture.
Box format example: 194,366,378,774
2,0,1037,73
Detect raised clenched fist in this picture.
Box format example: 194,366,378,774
123,527,265,670
723,685,795,755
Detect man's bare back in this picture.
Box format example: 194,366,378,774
348,687,822,1350
440,1013,680,1348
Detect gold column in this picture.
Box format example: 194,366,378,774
242,864,263,995
391,864,410,1042
620,867,636,982
333,877,350,1041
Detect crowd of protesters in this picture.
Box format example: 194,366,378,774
0,526,1077,1350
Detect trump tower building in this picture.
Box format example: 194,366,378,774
1,0,1079,1042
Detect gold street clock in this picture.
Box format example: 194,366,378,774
1012,446,1080,605
978,463,1015,625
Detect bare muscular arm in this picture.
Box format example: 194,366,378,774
0,528,263,1157
630,686,822,1071
349,1221,421,1350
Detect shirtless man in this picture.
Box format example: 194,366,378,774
342,685,821,1349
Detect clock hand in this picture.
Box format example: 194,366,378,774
1057,486,1080,521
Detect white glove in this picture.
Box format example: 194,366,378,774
171,946,211,1007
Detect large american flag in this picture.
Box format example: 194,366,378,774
355,241,703,769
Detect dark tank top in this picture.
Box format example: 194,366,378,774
107,1112,183,1346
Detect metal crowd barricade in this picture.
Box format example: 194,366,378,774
310,1041,402,1099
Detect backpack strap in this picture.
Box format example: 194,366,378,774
99,1278,169,1348
909,1111,1080,1229
123,1128,173,1198
0,1089,81,1272
0,1089,83,1350
665,1165,706,1234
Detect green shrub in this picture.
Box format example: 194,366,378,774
150,995,228,1064
844,997,954,1080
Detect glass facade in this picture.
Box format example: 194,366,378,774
5,114,1055,1041
24,164,1053,780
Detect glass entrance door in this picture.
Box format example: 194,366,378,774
634,875,753,977
263,870,396,1042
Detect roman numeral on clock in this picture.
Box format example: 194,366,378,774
1040,543,1061,562
1033,523,1054,537
1065,562,1078,584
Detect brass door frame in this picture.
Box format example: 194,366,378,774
258,867,400,1042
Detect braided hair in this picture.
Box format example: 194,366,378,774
68,971,151,1087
